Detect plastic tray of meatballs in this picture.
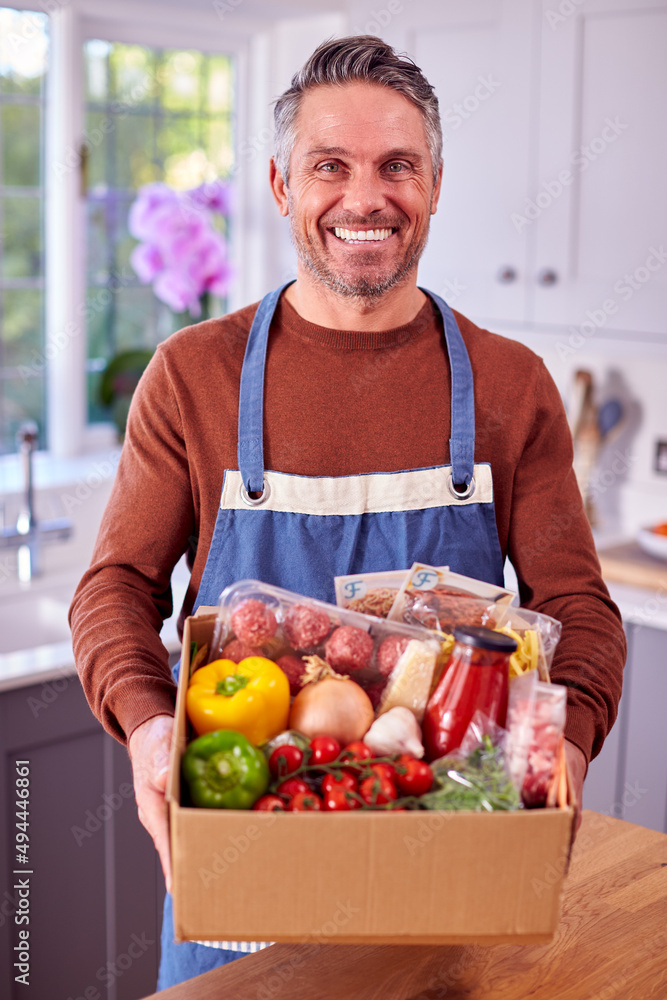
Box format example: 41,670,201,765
208,578,446,713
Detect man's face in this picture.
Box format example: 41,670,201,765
276,81,442,302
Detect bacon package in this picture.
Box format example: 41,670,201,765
507,672,568,808
209,579,446,715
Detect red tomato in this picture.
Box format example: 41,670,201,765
268,744,304,779
359,775,397,806
276,777,310,800
323,787,361,812
340,741,373,773
370,763,396,783
321,772,357,796
308,736,341,766
395,756,433,796
252,794,286,812
288,791,322,812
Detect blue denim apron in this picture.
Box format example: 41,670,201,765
158,282,506,988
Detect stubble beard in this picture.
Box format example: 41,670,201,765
286,193,431,307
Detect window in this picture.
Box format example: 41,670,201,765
0,7,48,453
82,40,234,423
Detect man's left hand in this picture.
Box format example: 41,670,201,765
564,739,587,835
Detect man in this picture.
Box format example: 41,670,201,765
70,35,625,988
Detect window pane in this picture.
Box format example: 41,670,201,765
1,288,43,368
84,39,235,425
160,50,202,112
206,55,233,113
115,114,157,189
0,374,45,451
207,119,234,178
0,9,47,453
2,196,41,277
0,9,47,97
84,38,110,102
1,103,41,186
110,43,157,107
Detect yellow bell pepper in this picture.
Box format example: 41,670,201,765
186,656,290,745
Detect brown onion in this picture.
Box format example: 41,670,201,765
288,658,374,745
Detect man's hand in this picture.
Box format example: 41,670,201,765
564,739,587,835
128,714,174,893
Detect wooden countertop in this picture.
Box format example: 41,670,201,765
145,811,667,999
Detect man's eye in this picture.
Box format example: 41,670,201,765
386,162,406,173
319,163,340,173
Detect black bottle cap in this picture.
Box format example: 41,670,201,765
452,624,518,653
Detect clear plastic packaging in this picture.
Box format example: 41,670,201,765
209,579,445,713
420,712,521,813
387,562,515,625
334,568,448,618
385,564,561,682
507,678,567,808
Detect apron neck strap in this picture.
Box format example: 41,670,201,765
420,287,475,488
238,282,475,493
238,281,294,493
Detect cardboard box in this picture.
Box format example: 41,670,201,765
167,610,575,946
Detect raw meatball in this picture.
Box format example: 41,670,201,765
223,639,262,663
277,654,308,696
230,599,278,646
325,625,374,673
376,635,410,677
283,604,331,650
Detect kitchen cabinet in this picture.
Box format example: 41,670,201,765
0,673,164,1000
583,620,667,833
391,0,667,338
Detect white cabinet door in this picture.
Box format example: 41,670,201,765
533,0,667,337
408,0,535,326
621,622,667,833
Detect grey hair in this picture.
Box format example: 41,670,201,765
273,35,442,184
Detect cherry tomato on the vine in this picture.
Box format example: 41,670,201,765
340,741,373,773
395,756,433,796
252,794,286,812
321,772,357,796
359,775,397,806
308,736,341,766
370,762,396,783
323,787,361,812
288,791,322,812
268,744,304,779
276,777,310,800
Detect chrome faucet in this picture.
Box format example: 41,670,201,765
0,422,73,582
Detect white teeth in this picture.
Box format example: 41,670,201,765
333,227,393,242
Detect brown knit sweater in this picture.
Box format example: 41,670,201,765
69,294,625,764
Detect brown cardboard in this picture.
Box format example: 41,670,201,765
167,612,574,946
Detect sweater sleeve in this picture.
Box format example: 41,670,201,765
507,360,626,768
69,345,195,745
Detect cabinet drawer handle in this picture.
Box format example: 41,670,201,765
497,266,518,284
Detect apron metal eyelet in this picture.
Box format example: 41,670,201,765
447,475,476,501
239,480,271,507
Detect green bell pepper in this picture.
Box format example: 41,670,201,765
182,729,270,809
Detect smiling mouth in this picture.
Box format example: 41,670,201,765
331,227,396,244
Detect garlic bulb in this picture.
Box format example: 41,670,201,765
364,706,424,758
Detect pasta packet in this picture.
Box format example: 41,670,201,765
334,567,449,618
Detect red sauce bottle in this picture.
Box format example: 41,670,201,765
422,625,517,762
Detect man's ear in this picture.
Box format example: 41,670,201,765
430,161,443,215
270,158,289,217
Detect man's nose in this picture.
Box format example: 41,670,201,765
340,168,387,217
